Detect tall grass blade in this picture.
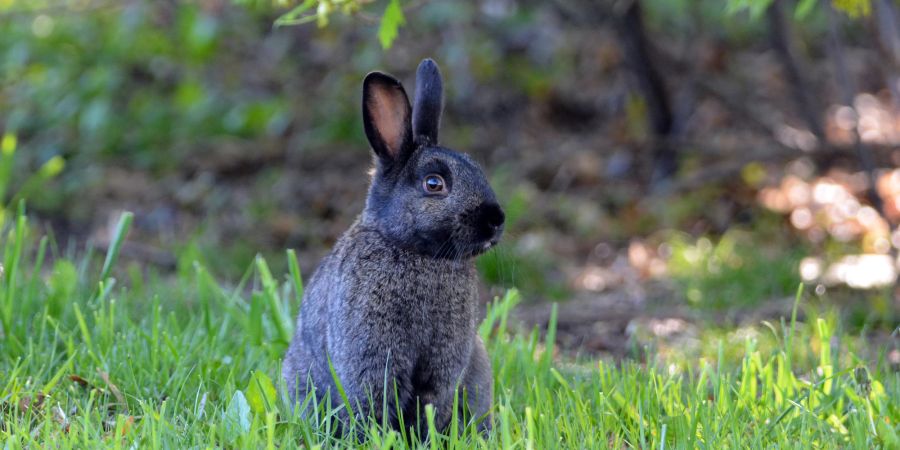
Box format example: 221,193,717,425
786,283,804,366
287,249,304,311
98,211,133,284
1,201,26,340
255,255,292,344
0,133,17,213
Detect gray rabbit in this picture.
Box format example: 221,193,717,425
281,59,503,436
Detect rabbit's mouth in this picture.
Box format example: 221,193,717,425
472,241,496,255
463,234,502,258
482,237,501,251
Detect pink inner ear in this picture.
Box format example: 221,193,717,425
369,87,408,158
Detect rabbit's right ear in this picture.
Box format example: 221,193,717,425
412,59,443,146
363,72,414,164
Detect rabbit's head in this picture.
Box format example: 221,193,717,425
360,59,504,260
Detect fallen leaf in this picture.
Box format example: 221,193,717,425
69,374,93,389
98,370,128,415
19,393,47,413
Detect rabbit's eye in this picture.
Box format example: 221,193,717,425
423,174,446,194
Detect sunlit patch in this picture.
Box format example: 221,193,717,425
668,363,679,376
786,177,811,205
625,317,700,359
647,318,689,337
627,240,667,278
855,94,895,143
628,240,649,268
577,266,612,292
833,106,858,131
873,236,891,254
813,180,844,204
822,254,897,289
790,208,813,229
730,325,759,342
877,169,900,221
775,124,817,151
799,257,823,281
759,170,892,251
827,94,900,145
758,157,900,290
799,251,897,290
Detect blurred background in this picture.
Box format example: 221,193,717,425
2,0,898,359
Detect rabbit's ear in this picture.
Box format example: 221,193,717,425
363,72,414,163
412,58,443,146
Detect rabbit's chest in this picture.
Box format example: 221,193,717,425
351,258,476,348
386,264,476,337
341,237,479,368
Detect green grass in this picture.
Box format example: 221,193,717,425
1,208,899,448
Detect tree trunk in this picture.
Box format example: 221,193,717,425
613,0,678,186
766,0,825,140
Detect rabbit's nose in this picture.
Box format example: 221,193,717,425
480,202,505,230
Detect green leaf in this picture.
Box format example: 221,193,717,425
794,0,818,19
275,0,319,27
378,0,405,49
224,390,252,442
246,371,278,415
833,0,871,17
725,0,773,19
1,133,16,156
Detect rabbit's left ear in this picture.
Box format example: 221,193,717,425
363,71,414,164
412,58,443,146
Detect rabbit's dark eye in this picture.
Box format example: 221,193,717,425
423,174,446,194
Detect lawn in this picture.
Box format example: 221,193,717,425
1,208,898,449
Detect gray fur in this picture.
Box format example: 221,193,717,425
282,59,501,437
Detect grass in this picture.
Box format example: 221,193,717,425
0,207,898,448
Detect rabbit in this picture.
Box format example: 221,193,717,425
281,58,503,437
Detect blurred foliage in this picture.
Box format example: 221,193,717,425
257,0,408,49
726,0,872,18
0,0,487,218
826,0,872,16
0,133,64,225
267,0,369,26
0,0,828,204
477,247,569,302
0,1,293,205
276,0,406,49
0,0,892,305
0,0,872,178
667,229,805,311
